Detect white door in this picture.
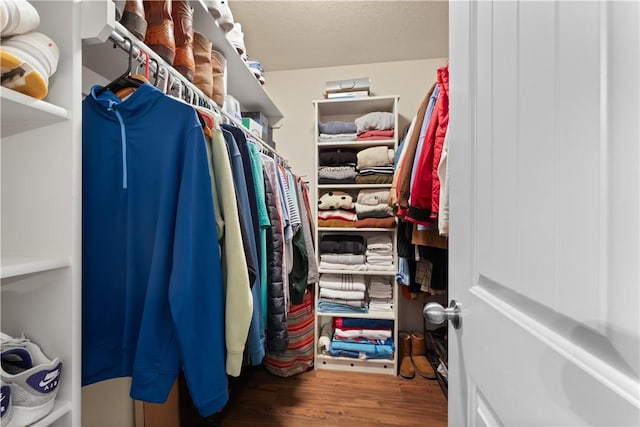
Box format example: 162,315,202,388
445,1,640,425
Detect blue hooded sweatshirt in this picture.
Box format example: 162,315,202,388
82,83,228,416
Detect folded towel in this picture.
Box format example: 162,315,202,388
319,288,366,300
317,191,355,210
319,261,367,271
354,174,393,184
320,253,366,265
320,235,364,254
357,146,395,169
318,166,357,180
318,297,366,307
334,328,392,339
356,129,395,140
365,254,393,262
318,133,357,142
319,279,367,292
318,217,396,228
355,112,395,133
356,203,393,219
318,209,357,222
367,234,393,249
358,167,395,175
366,249,392,257
318,301,368,313
356,189,390,206
318,177,357,184
319,121,357,134
366,264,395,271
319,149,358,166
334,318,394,329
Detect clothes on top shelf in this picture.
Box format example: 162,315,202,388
82,82,317,413
357,129,394,141
354,111,394,134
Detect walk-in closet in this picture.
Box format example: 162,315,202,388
2,1,638,426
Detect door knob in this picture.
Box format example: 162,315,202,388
423,300,461,329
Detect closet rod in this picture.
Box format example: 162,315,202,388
108,24,288,167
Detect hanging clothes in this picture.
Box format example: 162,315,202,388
82,83,228,416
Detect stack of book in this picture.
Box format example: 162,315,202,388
323,77,371,99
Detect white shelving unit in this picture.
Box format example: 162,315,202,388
1,1,82,425
313,95,399,376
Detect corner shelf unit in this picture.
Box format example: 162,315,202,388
313,95,399,376
1,1,82,425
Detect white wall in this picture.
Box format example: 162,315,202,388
264,57,448,332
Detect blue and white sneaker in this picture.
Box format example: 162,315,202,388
1,381,14,427
0,333,61,427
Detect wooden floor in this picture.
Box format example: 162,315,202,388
218,367,448,426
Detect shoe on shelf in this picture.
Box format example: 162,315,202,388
1,333,62,427
202,0,222,20
143,0,175,65
246,59,265,85
193,32,213,99
171,0,195,82
0,0,40,38
120,0,147,41
1,381,14,427
210,49,226,107
225,23,245,56
216,0,234,33
410,331,436,379
0,31,60,100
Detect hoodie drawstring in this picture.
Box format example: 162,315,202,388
107,100,128,189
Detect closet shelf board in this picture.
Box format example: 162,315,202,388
317,184,392,189
1,256,70,279
0,88,70,137
190,1,283,124
316,140,396,149
316,311,395,320
30,400,72,427
317,269,396,277
317,227,396,232
316,354,396,375
314,95,398,116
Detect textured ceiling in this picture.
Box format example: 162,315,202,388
230,0,449,72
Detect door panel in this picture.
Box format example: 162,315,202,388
449,0,639,425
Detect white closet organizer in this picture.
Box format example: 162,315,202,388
313,95,399,375
1,1,82,425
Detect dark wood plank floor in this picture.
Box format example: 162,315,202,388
219,367,447,426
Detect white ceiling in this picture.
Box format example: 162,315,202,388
229,0,449,72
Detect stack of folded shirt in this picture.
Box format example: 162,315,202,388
368,276,393,312
319,234,365,271
366,234,394,271
318,149,358,184
317,191,357,226
329,318,395,360
354,112,395,141
355,146,395,184
318,120,357,143
355,189,393,220
317,273,367,313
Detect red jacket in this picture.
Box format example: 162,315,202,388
407,63,449,226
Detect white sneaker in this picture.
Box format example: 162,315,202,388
0,31,59,99
1,380,15,427
1,333,62,427
0,0,40,38
225,23,245,56
202,0,222,19
217,0,234,33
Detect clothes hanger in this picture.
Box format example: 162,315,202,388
97,37,146,96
